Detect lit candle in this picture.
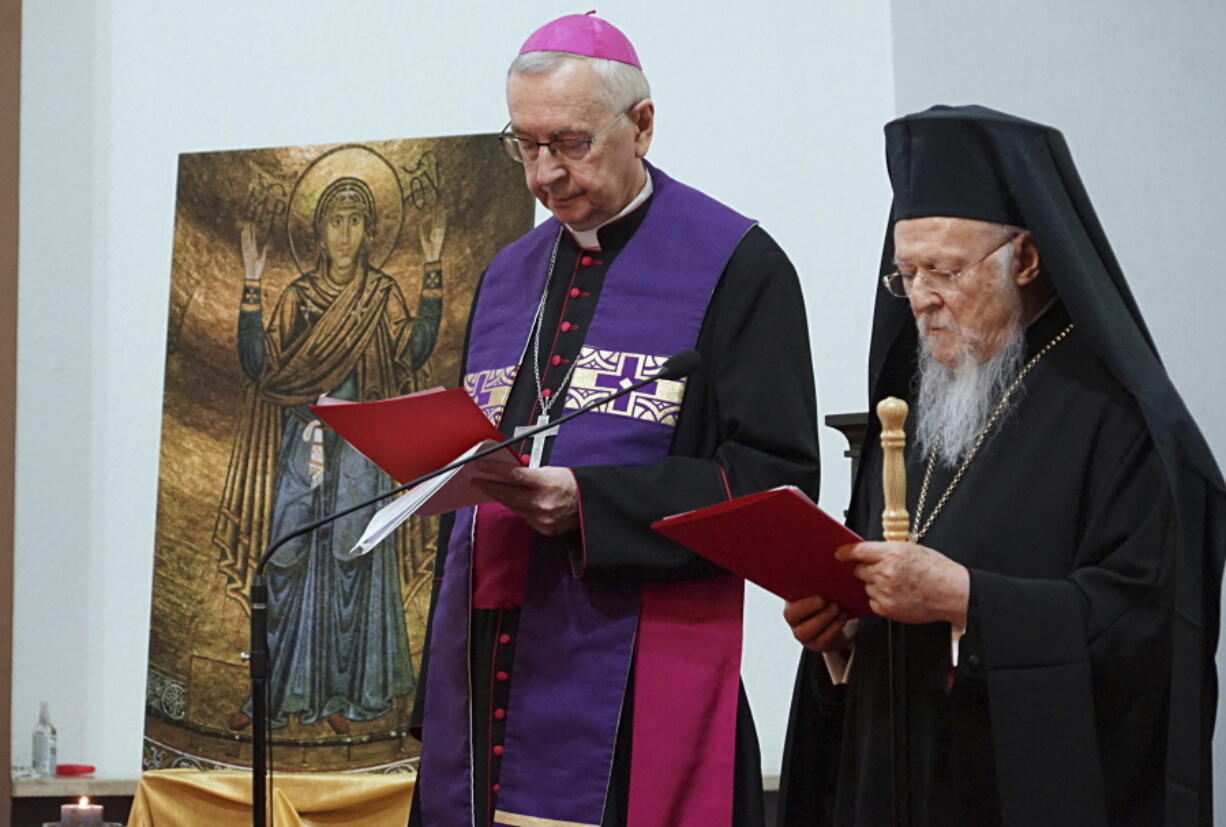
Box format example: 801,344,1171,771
60,796,103,826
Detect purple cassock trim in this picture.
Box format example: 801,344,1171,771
418,163,753,826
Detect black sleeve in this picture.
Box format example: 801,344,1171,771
570,226,821,582
964,426,1173,824
407,263,444,372
238,309,266,380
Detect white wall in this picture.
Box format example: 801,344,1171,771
889,0,1226,800
15,0,896,778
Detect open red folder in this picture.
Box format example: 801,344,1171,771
652,486,871,617
309,387,509,483
307,389,521,534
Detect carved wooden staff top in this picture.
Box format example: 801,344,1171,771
877,397,910,542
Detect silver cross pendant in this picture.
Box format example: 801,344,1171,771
513,412,561,468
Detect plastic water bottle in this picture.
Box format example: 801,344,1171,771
31,702,56,778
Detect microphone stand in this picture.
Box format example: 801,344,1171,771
247,352,698,826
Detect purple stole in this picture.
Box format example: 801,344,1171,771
419,164,753,827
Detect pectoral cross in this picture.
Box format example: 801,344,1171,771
513,413,561,468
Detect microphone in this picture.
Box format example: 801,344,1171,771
657,348,701,381
245,346,702,825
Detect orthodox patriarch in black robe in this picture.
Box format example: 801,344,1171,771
779,105,1226,826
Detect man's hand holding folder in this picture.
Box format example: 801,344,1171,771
469,459,579,537
783,594,854,653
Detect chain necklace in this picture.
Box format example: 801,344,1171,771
909,322,1074,542
528,229,582,420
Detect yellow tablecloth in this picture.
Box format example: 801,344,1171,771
127,769,414,826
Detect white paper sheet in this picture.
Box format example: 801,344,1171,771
345,440,519,558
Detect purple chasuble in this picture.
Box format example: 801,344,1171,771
419,164,753,827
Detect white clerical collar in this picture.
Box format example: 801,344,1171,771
565,169,653,251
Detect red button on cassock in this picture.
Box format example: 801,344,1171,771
570,287,581,298
551,354,563,366
494,707,507,720
493,783,501,794
519,453,531,466
580,255,593,266
493,745,505,757
499,633,512,645
496,671,509,682
560,321,571,332
541,388,552,398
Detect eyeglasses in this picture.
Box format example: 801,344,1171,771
881,234,1019,298
499,110,629,164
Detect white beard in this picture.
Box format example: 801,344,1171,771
914,323,1027,469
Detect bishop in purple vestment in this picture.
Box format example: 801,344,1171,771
409,14,820,827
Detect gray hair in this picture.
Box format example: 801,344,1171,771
508,51,650,114
990,223,1027,286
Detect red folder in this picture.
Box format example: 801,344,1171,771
652,486,871,617
309,388,509,484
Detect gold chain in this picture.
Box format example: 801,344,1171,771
909,322,1074,542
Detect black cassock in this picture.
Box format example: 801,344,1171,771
780,305,1176,826
411,200,821,826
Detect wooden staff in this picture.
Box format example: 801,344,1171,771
878,397,910,542
877,396,910,826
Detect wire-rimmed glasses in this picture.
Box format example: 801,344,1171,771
499,110,629,164
881,234,1019,298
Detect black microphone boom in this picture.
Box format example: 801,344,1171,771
245,346,701,826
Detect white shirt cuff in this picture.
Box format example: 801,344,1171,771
820,622,964,684
820,618,858,685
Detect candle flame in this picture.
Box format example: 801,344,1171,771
79,796,89,806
